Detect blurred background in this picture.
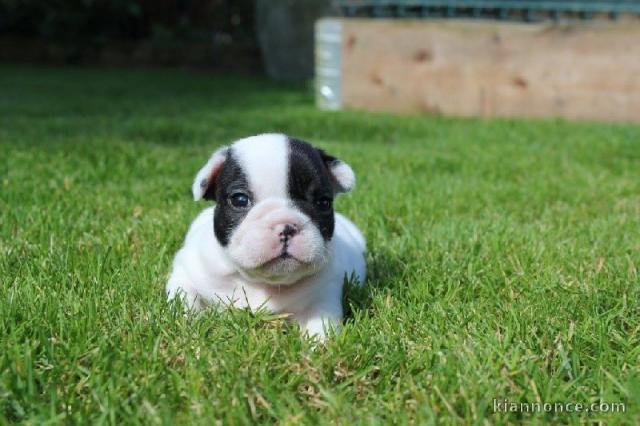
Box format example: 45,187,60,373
1,0,639,120
0,0,331,78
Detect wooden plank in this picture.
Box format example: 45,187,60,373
338,19,640,122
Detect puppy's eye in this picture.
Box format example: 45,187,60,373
228,192,251,209
315,197,332,211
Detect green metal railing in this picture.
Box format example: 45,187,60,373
334,0,640,21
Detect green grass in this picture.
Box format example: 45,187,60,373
1,64,639,425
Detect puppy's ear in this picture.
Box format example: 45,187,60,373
318,149,356,194
192,146,228,201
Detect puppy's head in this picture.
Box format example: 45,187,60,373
192,134,355,285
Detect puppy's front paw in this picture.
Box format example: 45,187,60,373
303,315,342,341
167,285,205,312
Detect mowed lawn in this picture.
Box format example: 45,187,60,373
1,65,639,424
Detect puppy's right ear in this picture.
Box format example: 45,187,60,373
192,146,228,201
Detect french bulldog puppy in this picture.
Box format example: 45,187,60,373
167,133,366,339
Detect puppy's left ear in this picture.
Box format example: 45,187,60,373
192,146,228,201
318,149,356,194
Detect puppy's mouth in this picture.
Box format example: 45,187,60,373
232,243,329,286
241,252,309,286
262,250,304,267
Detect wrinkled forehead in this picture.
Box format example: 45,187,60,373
232,134,289,200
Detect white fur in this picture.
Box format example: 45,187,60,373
233,134,289,201
167,134,366,340
330,161,356,193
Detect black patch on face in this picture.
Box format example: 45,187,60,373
212,149,252,246
287,137,336,240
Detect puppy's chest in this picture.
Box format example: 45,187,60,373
200,274,317,314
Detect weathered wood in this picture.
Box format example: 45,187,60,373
333,18,640,122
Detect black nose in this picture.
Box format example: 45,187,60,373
280,224,298,238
